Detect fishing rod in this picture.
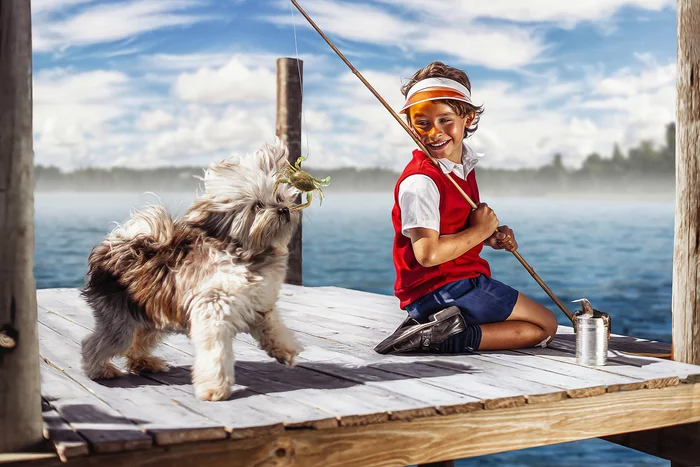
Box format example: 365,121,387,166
290,0,575,324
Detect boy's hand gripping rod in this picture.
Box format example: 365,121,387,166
291,0,574,324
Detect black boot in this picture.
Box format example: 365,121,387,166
374,306,466,354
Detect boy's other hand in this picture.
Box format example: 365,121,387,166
484,225,518,251
471,203,499,240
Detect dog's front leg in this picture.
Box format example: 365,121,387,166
250,307,303,366
189,301,235,401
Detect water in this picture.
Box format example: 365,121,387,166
35,192,673,466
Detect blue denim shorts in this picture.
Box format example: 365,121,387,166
405,275,519,325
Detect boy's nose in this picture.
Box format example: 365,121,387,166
428,126,441,138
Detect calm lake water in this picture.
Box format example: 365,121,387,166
35,191,673,466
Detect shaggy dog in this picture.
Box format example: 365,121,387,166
80,139,303,401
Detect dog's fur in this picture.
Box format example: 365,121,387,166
80,139,303,401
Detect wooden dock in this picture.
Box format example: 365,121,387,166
29,285,700,466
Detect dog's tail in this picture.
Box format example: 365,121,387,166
84,204,176,300
108,204,175,245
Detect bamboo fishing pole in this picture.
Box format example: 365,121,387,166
290,0,575,324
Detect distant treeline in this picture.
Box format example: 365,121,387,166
35,123,676,195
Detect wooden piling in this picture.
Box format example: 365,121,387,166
276,57,304,286
0,0,43,453
673,0,700,365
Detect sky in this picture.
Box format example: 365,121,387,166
31,0,677,172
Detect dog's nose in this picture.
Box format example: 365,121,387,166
278,207,291,223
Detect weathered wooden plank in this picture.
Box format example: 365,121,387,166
292,345,483,416
283,285,676,366
279,290,398,328
279,286,673,375
41,361,152,454
160,334,443,428
38,321,228,446
44,286,698,397
478,350,646,393
277,287,699,390
287,327,647,400
17,381,700,467
38,297,438,431
236,332,565,410
41,399,90,461
544,336,700,385
249,307,625,406
136,364,338,435
450,354,607,399
281,285,675,361
36,302,338,435
96,290,540,418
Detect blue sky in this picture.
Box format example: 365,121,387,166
31,0,677,171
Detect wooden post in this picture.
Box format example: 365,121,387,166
0,0,43,453
673,0,700,365
276,57,303,286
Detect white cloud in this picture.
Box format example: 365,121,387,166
32,0,94,15
138,110,176,131
269,0,547,70
271,0,672,71
593,62,675,96
33,0,215,52
375,0,673,27
174,56,277,103
115,106,277,167
145,52,238,71
33,69,131,146
33,68,137,167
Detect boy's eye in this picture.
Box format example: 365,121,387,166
416,121,429,126
440,118,452,123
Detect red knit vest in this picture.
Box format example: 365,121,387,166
392,149,491,308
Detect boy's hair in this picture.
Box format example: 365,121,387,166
401,61,483,138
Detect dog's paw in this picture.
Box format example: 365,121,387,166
194,381,233,402
268,341,303,367
127,356,169,375
85,362,121,380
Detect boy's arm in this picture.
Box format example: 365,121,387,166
408,203,498,268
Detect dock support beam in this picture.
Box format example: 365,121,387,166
0,0,43,453
604,1,700,464
276,57,303,286
673,0,700,366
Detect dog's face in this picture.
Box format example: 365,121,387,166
184,138,302,253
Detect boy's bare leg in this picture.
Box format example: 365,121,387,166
477,293,558,350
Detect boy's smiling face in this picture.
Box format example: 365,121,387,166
407,100,474,163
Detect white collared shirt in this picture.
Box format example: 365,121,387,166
398,143,484,237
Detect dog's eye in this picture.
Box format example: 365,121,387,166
255,201,265,211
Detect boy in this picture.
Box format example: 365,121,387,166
375,62,558,355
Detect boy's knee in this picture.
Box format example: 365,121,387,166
539,316,558,347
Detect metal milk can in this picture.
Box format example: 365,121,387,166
573,298,610,366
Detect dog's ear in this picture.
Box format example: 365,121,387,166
256,137,289,173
